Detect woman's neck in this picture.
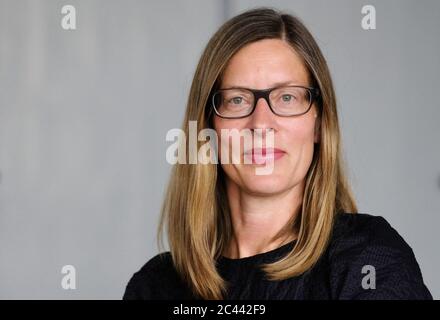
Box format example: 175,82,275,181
223,178,302,259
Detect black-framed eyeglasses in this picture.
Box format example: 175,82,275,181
211,85,320,119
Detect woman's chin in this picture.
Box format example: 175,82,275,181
242,176,289,195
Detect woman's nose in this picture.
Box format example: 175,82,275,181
248,97,276,130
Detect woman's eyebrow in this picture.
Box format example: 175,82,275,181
221,80,300,89
270,80,300,87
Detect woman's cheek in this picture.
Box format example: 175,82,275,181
282,125,315,163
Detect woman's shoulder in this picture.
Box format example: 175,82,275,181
331,212,422,259
133,252,174,275
325,212,432,299
122,252,195,300
331,212,406,248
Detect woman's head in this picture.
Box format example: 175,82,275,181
213,38,321,197
159,7,357,300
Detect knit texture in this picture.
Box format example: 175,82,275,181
123,213,433,300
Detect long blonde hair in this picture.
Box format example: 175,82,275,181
158,7,358,300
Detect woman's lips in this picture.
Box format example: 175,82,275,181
244,148,286,164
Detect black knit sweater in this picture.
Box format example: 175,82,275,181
123,213,432,300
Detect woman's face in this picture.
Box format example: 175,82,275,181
213,38,320,196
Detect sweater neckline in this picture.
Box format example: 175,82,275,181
218,239,297,264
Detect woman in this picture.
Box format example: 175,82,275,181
123,7,432,300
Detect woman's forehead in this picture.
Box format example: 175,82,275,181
221,39,309,88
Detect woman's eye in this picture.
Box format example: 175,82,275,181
229,97,243,104
282,94,295,102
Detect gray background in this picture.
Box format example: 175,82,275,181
0,0,438,299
